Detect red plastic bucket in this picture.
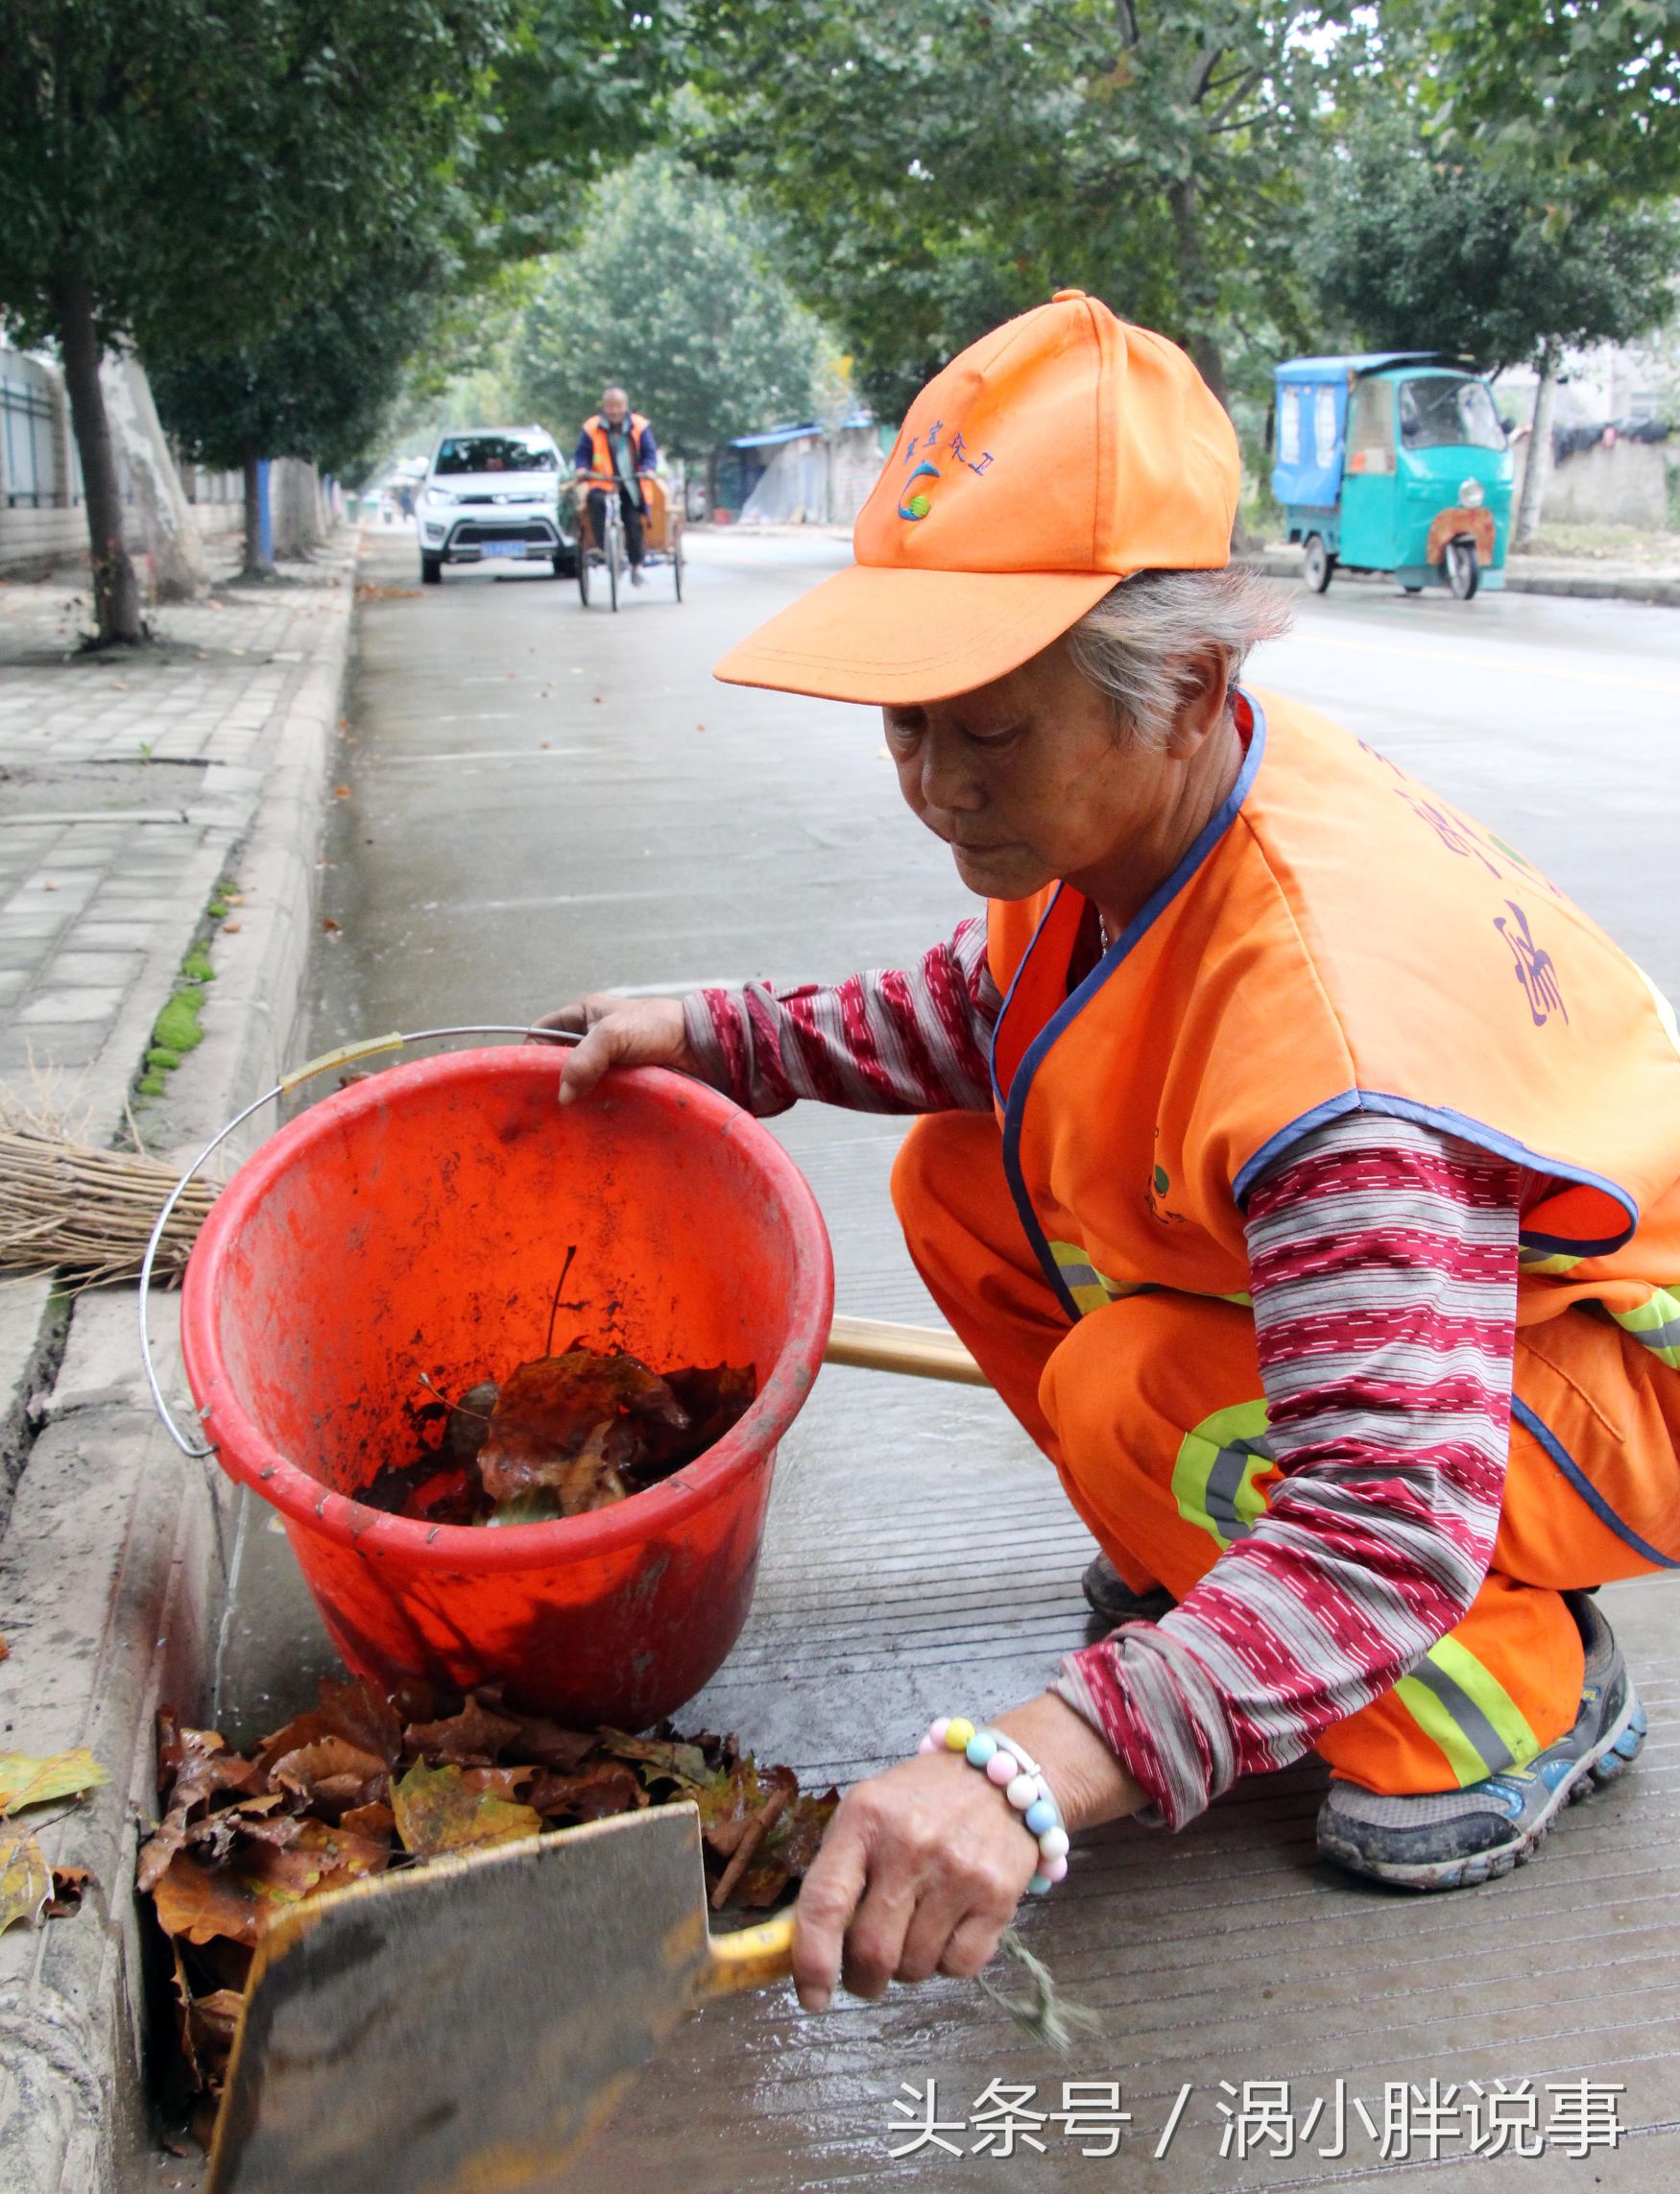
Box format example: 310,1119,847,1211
180,1049,833,1726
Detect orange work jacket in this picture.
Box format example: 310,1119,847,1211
987,689,1680,1389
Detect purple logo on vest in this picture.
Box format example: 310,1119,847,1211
1496,901,1569,1027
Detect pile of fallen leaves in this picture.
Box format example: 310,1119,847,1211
365,1345,756,1527
140,1675,837,2108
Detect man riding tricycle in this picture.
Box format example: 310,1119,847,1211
1272,352,1515,600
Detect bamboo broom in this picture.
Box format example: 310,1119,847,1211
0,1115,219,1290
0,1114,987,1384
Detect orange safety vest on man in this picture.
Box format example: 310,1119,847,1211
580,413,653,501
986,687,1680,1543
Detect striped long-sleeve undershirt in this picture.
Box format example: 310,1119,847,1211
684,935,1525,1828
1053,1117,1523,1826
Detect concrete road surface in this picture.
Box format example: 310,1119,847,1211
217,530,1680,2189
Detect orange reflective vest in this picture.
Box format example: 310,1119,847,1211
581,413,652,490
987,689,1680,1377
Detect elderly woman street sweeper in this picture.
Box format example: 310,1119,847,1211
537,292,1680,2016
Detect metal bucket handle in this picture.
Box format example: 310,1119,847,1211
138,1025,580,1459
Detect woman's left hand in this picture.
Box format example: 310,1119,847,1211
791,1694,1143,2013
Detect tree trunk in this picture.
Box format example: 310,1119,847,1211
1164,177,1230,410
1513,347,1558,550
1163,178,1248,545
101,350,207,603
51,275,145,645
241,448,273,577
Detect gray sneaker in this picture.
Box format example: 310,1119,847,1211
1317,1594,1646,1893
1081,1554,1176,1628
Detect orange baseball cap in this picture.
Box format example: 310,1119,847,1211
713,291,1239,706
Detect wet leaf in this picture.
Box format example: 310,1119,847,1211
152,1820,389,1947
46,1864,94,1917
504,1715,597,1774
390,1760,541,1859
476,1350,689,1510
0,1833,52,1934
733,1788,841,1910
267,1739,388,1819
140,1726,263,1893
254,1678,401,1780
0,1747,108,1815
525,1763,646,1822
189,1988,244,2059
340,1800,396,1844
597,1728,711,1790
461,1766,537,1801
403,1694,522,1769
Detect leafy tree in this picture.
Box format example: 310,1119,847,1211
151,240,454,574
1308,128,1677,373
686,0,1340,422
1430,0,1680,201
514,151,831,461
0,0,507,643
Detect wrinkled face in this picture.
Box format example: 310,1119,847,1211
881,642,1191,905
601,391,629,425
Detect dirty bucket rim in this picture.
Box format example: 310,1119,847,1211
179,1048,833,1566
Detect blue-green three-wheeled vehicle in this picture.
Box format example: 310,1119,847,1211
1272,352,1515,600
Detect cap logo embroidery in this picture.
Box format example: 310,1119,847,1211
897,460,940,521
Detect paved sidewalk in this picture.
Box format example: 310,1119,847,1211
0,547,354,2193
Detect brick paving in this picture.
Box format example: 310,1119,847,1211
0,555,350,1104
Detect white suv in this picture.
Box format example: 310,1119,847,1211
417,426,576,583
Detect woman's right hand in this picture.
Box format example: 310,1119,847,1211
528,995,708,1106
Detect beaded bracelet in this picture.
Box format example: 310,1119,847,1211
918,1716,1071,1895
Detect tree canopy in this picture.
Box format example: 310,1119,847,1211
0,0,507,357
513,150,831,457
1307,121,1678,374
1430,0,1680,202
686,0,1337,419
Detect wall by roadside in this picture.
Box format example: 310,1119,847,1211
0,346,328,583
1512,433,1673,532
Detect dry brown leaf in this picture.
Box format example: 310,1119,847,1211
391,1760,540,1859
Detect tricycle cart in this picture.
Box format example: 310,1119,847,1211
1272,352,1514,600
575,473,684,611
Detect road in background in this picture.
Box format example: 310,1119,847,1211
218,531,1680,2189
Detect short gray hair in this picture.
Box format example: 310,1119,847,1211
1063,567,1294,748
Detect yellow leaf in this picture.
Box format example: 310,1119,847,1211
391,1760,541,1860
0,1748,107,1815
0,1834,52,1935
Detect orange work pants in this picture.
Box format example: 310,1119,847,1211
893,1112,1680,1796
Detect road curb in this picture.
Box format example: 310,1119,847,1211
0,551,355,2193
